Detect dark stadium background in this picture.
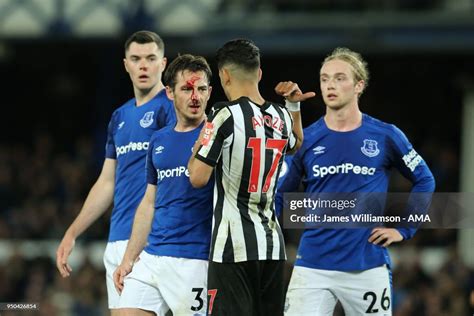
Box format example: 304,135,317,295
0,0,473,315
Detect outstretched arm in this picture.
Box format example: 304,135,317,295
56,158,116,277
274,81,316,154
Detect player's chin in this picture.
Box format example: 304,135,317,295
188,106,203,114
135,81,154,90
185,110,203,119
326,101,343,110
191,112,204,119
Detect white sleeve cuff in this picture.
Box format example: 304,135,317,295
285,100,301,112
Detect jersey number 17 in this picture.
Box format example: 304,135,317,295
247,138,287,193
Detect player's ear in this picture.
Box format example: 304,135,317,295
219,68,230,86
355,80,365,94
207,86,213,100
258,68,262,82
161,57,167,69
123,58,129,73
165,86,174,101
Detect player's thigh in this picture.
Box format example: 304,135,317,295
103,240,129,309
335,265,392,316
285,266,337,316
207,261,254,316
158,256,208,316
118,252,170,316
118,308,155,316
260,260,286,316
110,309,121,316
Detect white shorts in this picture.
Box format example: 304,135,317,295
285,265,392,316
118,252,208,316
103,240,129,309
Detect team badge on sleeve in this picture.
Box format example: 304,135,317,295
361,139,380,157
402,149,423,171
201,122,214,146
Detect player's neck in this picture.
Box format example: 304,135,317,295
324,103,362,132
175,116,205,132
227,84,265,106
134,82,165,107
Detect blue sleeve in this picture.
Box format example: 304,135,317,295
146,134,158,185
105,111,118,159
388,125,435,239
156,98,176,129
275,151,305,217
165,101,177,127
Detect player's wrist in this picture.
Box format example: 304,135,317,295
121,256,135,267
285,99,300,112
64,230,77,242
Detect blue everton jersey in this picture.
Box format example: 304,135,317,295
277,114,435,271
105,89,175,241
144,123,214,260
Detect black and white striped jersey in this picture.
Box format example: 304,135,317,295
196,96,296,263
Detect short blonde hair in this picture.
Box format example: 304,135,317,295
323,47,369,94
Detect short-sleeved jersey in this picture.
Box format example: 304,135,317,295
276,114,435,271
105,89,175,241
195,97,296,263
145,123,213,260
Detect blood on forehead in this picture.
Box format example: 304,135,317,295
186,75,202,101
186,75,202,88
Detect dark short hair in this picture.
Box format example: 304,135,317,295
164,54,212,90
215,38,260,71
124,30,164,54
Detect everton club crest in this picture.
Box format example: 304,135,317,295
361,139,380,157
140,111,154,128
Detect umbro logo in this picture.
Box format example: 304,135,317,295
155,146,164,154
118,121,125,129
313,146,325,155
